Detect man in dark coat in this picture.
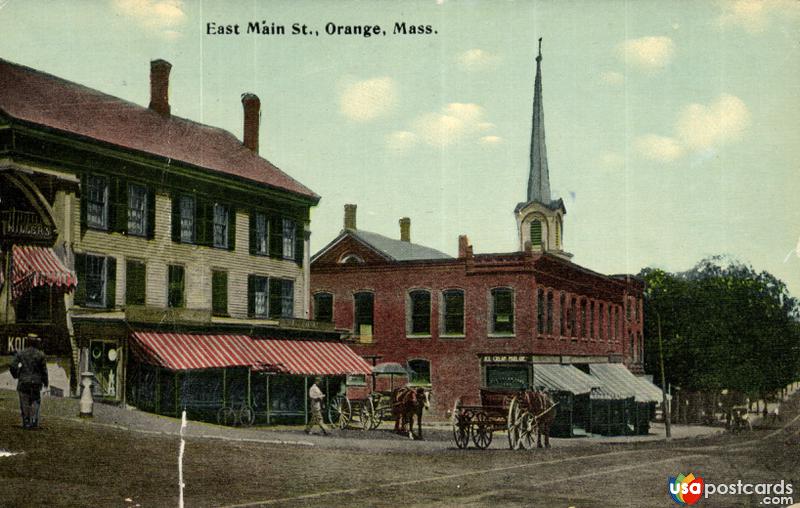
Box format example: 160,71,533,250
10,337,49,429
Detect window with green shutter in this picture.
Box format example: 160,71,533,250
530,219,543,247
167,265,185,308
126,260,146,306
212,270,228,316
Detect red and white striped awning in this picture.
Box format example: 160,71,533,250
130,332,372,376
9,245,77,299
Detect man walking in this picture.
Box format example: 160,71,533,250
305,377,329,435
10,336,49,430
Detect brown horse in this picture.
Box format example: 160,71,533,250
391,387,431,440
518,390,557,448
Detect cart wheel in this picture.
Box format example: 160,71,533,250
451,398,470,449
507,396,520,450
239,405,255,427
328,396,351,429
518,412,536,450
360,397,376,431
217,406,236,427
471,412,493,449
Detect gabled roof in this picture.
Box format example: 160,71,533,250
312,229,452,264
0,58,318,202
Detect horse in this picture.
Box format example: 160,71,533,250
518,390,557,448
391,386,431,440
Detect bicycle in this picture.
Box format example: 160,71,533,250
216,403,256,427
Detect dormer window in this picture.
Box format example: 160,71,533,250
530,220,543,248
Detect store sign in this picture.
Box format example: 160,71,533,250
4,333,39,354
279,317,335,332
482,355,530,363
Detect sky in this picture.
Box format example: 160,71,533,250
1,0,798,298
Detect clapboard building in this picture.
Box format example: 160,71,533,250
311,45,652,416
1,58,370,419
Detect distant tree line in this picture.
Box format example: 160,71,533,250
640,257,800,399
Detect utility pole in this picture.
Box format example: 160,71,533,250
658,313,671,439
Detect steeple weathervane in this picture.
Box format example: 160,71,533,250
527,37,551,205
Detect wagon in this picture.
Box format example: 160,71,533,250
451,389,555,450
327,391,394,430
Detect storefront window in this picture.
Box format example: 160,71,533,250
89,341,119,397
485,364,529,390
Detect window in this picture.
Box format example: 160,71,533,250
568,296,577,338
282,218,295,259
581,299,588,338
491,288,514,335
313,292,333,322
599,303,606,341
589,301,595,339
354,292,374,342
546,291,553,335
407,359,431,385
86,175,109,229
442,290,464,335
536,288,545,334
86,255,108,307
555,218,561,248
248,276,268,318
180,196,195,243
167,265,185,308
127,183,148,236
485,364,529,390
253,212,268,255
279,279,294,318
213,204,229,248
560,292,566,336
15,286,53,323
530,220,542,247
212,270,228,316
126,260,146,306
407,290,431,335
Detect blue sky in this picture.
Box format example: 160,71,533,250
1,0,798,297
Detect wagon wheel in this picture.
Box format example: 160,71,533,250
359,397,376,431
239,405,256,427
217,406,236,426
507,396,520,450
451,398,470,449
471,412,493,450
369,394,384,430
328,396,351,429
518,411,536,450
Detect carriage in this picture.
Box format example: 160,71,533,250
326,362,411,430
451,389,557,450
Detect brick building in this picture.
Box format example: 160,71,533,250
1,58,370,420
310,45,649,415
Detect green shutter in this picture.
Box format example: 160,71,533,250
105,257,117,309
146,186,156,239
269,278,282,319
74,253,86,306
212,271,228,316
530,220,542,247
126,260,146,306
110,178,127,234
269,216,282,258
171,193,181,242
247,274,256,317
227,205,236,251
79,173,88,235
248,211,257,255
294,223,304,265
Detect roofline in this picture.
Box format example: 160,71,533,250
310,230,394,264
5,117,320,206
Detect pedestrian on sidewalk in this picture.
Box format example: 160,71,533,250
9,336,49,430
305,377,329,436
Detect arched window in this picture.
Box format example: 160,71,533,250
581,299,588,338
588,300,594,339
546,291,554,335
536,288,545,334
530,220,543,248
407,359,431,386
340,253,365,264
560,292,566,336
555,218,561,248
408,290,431,335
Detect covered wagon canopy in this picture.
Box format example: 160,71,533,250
532,364,598,395
371,362,409,375
129,332,372,376
589,363,670,403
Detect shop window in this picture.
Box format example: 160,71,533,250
407,359,431,386
167,265,185,308
212,270,228,316
313,292,333,322
127,183,148,236
491,288,514,335
89,341,119,398
408,290,431,335
213,203,229,249
354,292,374,342
125,259,146,306
15,286,53,323
442,289,464,335
485,364,529,390
248,275,269,318
86,174,109,229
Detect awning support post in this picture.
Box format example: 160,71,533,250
155,368,161,414
174,372,179,417
304,376,309,426
222,369,227,408
247,369,252,409
266,374,271,425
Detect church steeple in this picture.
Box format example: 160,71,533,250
527,37,551,205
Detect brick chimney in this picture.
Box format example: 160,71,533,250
344,204,357,231
241,93,261,153
458,235,470,258
399,217,410,242
149,59,172,116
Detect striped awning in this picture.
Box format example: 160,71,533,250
589,363,669,403
9,245,77,299
130,332,372,376
532,364,599,395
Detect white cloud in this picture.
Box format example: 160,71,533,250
676,94,750,151
457,49,497,71
387,131,418,153
634,135,685,162
479,135,503,145
113,0,185,36
412,103,489,147
600,71,625,86
717,0,800,33
620,36,675,71
599,151,625,169
339,77,397,122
